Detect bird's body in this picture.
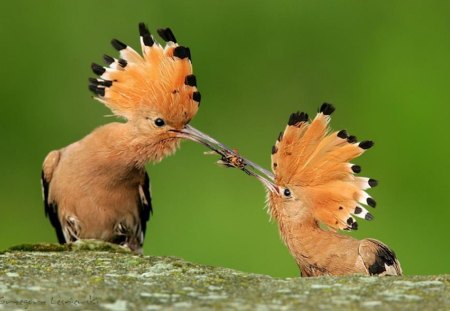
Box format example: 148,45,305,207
221,103,402,276
273,207,401,276
41,24,213,253
265,104,403,276
42,122,159,250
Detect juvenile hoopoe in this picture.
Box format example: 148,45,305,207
41,23,226,253
217,104,402,277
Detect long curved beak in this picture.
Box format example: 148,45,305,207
173,125,275,181
250,171,279,195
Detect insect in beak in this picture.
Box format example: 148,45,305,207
173,125,275,181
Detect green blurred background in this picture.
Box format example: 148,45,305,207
0,1,449,277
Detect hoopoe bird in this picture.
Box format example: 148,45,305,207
216,103,402,276
41,23,222,253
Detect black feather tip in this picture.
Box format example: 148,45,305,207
192,91,201,103
288,112,309,126
111,39,127,51
118,58,127,68
139,23,154,47
367,197,377,208
368,179,378,188
157,28,177,43
319,102,335,115
272,145,278,154
351,165,361,173
91,63,105,76
365,213,374,221
174,46,191,60
337,130,348,139
359,140,374,150
103,54,114,65
139,23,150,37
88,84,105,96
354,206,362,214
277,131,283,142
89,78,112,87
143,34,154,47
347,135,357,143
185,74,197,87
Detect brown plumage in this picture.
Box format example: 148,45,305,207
42,23,219,253
219,103,402,276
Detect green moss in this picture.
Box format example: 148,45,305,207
1,240,131,254
1,243,68,253
0,244,448,310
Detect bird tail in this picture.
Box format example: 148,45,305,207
272,103,377,231
89,23,200,120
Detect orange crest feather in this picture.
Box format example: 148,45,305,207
89,23,200,126
272,104,377,231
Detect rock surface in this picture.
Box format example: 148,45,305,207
0,241,448,310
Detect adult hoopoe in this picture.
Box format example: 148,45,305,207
218,104,402,277
41,23,225,253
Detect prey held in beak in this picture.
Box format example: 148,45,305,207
173,125,275,181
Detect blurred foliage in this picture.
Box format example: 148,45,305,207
0,0,449,277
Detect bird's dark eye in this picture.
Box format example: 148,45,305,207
283,188,291,197
154,118,165,127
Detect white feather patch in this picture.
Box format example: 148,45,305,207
352,205,370,219
355,177,371,190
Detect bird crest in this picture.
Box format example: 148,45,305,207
271,103,377,231
89,23,200,126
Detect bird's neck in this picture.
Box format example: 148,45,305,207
275,209,349,275
127,133,181,168
92,122,180,169
277,212,320,262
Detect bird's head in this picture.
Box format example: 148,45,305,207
229,104,377,231
223,103,377,230
248,168,305,222
89,23,221,160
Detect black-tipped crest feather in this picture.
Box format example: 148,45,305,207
347,135,357,143
174,46,191,59
139,23,150,37
367,198,376,208
157,28,177,43
337,130,348,139
319,103,335,115
111,39,127,51
91,63,105,75
89,84,105,96
185,74,197,87
359,140,374,150
139,23,154,47
192,91,201,103
368,179,378,188
288,112,308,126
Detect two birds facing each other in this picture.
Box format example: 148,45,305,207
41,23,402,277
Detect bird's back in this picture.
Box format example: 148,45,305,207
280,219,402,276
42,122,152,252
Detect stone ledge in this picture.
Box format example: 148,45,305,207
0,241,448,310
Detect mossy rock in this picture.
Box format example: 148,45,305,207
1,240,131,254
0,241,448,310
